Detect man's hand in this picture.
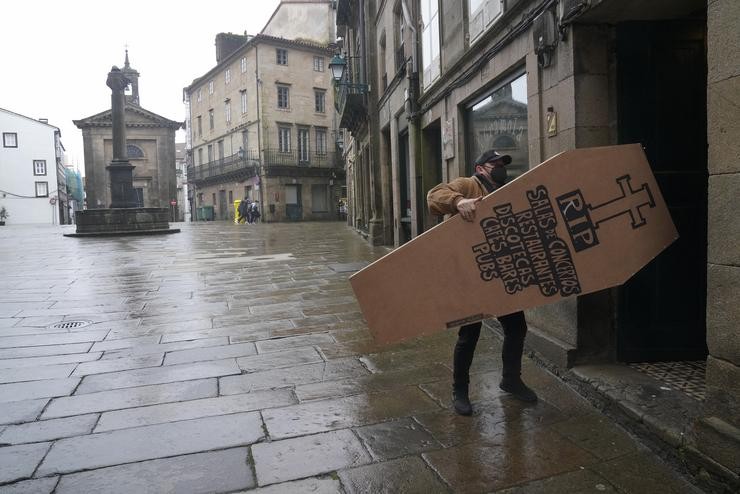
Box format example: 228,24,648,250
455,197,483,222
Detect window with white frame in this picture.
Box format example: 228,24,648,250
33,160,47,175
240,90,247,114
315,128,327,155
208,80,214,94
278,126,291,152
2,132,17,148
421,0,441,88
225,100,231,124
276,48,288,65
225,68,231,84
297,128,310,162
209,109,214,130
241,56,247,73
469,0,503,42
35,181,48,197
314,89,326,113
313,56,324,72
277,85,290,109
197,89,202,102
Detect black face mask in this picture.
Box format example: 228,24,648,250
490,166,507,185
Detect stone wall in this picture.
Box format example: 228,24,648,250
697,0,740,479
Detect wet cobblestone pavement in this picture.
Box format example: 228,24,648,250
0,222,703,493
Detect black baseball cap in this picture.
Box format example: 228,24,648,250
474,149,512,166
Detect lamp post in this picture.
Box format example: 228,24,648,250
328,54,369,92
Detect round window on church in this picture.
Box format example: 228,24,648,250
127,144,145,159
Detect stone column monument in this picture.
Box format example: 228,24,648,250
65,66,179,237
106,67,137,208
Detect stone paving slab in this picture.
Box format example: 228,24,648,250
0,399,49,425
493,468,618,493
95,388,296,432
254,333,336,353
0,330,108,349
90,335,161,352
55,447,255,494
157,326,276,344
75,359,240,394
295,363,451,402
0,414,98,445
262,388,441,439
37,411,264,476
235,347,324,373
236,477,342,494
0,363,76,384
99,336,230,359
0,378,79,404
0,352,101,370
163,342,257,365
220,358,370,395
0,476,58,494
589,451,705,494
41,379,217,419
0,327,68,338
338,456,449,494
422,428,598,492
252,429,371,486
353,418,442,461
71,354,163,377
0,343,92,360
0,442,51,484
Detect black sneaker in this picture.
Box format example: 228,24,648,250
499,377,538,403
452,389,473,416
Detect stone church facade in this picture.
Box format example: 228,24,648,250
74,53,183,209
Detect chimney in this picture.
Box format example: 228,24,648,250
215,32,250,63
38,118,48,123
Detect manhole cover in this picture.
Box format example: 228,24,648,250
49,320,91,330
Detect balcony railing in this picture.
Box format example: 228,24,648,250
188,149,259,182
188,148,340,184
263,149,338,168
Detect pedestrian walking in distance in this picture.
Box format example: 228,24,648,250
427,149,538,416
250,201,260,224
238,198,249,224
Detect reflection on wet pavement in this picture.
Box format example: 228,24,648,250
0,223,703,492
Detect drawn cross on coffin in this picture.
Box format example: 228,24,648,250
350,144,678,346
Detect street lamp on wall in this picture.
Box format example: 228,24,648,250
329,54,369,93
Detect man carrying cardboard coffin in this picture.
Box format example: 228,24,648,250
427,149,538,415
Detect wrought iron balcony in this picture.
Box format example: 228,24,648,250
188,148,340,185
263,149,338,168
187,149,260,185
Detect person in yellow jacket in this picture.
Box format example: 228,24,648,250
427,149,537,416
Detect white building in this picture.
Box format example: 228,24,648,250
0,107,63,225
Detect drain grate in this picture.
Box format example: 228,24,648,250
49,320,92,330
630,360,707,401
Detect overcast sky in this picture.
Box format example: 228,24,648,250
0,0,281,170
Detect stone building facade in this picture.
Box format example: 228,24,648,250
337,0,739,488
184,0,344,223
74,54,182,210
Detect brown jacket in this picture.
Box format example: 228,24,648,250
427,176,489,216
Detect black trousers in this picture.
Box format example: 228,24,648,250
452,311,527,389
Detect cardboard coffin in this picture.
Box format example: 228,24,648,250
350,144,679,345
